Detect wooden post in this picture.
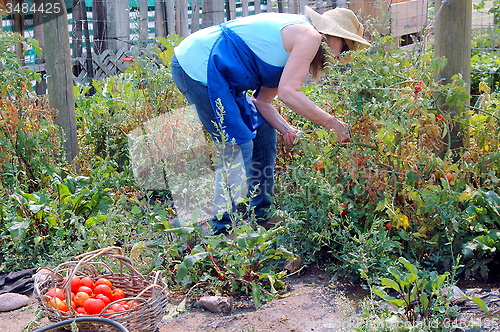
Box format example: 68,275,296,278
107,0,130,52
165,0,175,35
177,0,188,37
72,0,83,79
227,0,236,19
33,0,45,95
43,0,78,163
241,0,249,16
93,0,106,54
82,0,95,85
254,0,261,13
434,0,472,155
202,0,225,28
13,0,24,60
154,0,166,37
139,0,149,44
191,0,200,32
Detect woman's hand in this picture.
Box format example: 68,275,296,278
284,129,302,148
326,117,350,142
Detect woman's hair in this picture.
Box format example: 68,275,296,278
309,34,329,81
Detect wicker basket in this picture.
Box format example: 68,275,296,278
33,247,169,332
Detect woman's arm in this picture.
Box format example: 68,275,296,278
278,24,350,142
252,87,301,148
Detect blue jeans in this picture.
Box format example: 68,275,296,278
171,56,277,234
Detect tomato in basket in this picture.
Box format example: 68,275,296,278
73,291,90,307
83,298,106,315
95,277,113,289
111,288,125,302
94,284,113,299
80,277,95,290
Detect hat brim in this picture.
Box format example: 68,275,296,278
304,6,371,50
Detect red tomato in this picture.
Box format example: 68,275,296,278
63,299,76,310
445,172,453,182
80,277,95,290
102,309,115,318
73,292,91,307
128,300,139,308
94,284,113,300
111,288,125,302
95,293,111,306
353,157,363,167
75,306,87,315
340,203,348,216
109,303,126,312
77,286,93,296
314,160,324,171
70,276,82,293
94,278,113,289
83,298,106,315
45,288,65,301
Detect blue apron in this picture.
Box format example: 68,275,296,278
207,23,285,144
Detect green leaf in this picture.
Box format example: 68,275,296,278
470,297,489,313
420,292,430,309
399,257,418,275
251,283,262,308
130,206,143,215
386,298,406,307
84,214,106,227
373,288,391,299
163,227,195,235
9,220,30,242
381,278,401,292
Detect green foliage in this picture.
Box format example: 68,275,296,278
0,174,116,272
155,219,295,307
1,23,499,316
74,35,183,171
0,31,63,192
355,257,487,331
274,34,500,282
470,52,500,96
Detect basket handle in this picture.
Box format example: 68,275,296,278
64,247,143,281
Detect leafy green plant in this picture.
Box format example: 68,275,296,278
0,174,115,272
357,257,487,331
461,188,500,280
156,218,295,307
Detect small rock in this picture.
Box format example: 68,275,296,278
446,286,467,305
283,255,302,273
0,293,30,312
198,296,232,314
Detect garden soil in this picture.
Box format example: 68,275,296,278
2,266,499,332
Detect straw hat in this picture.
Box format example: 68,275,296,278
304,6,371,50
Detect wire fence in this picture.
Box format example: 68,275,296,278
0,0,499,93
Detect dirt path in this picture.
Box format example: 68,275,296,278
161,267,363,332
